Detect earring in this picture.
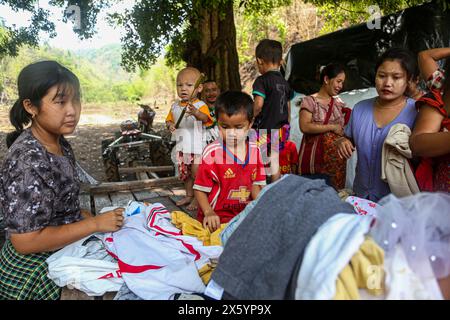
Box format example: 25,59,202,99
31,113,36,119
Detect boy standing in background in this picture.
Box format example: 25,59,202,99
252,39,293,182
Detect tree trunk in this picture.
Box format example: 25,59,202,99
183,1,241,91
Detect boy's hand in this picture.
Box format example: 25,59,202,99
167,122,176,132
203,211,221,233
185,103,198,117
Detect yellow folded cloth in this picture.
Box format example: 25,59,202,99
198,264,214,284
171,211,227,284
171,211,227,246
334,237,385,300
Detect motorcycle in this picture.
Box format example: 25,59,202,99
137,103,156,134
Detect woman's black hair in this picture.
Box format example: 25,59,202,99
6,60,81,148
320,63,346,84
375,47,417,81
215,91,254,122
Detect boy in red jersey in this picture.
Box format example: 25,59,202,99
193,91,267,232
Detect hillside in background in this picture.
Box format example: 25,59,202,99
0,43,178,105
75,44,126,82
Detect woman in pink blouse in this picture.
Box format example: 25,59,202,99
298,63,348,190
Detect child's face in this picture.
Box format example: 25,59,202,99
375,60,408,101
203,82,220,105
177,70,202,102
217,111,252,147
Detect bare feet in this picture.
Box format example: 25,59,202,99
176,196,194,207
186,198,198,211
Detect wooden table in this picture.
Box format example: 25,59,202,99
79,184,188,216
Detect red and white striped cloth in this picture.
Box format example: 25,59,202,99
102,202,222,300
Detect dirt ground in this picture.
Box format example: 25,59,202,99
0,101,173,182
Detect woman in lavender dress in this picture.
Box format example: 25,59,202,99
336,48,418,202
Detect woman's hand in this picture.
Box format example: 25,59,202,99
93,208,125,233
336,137,355,159
203,210,221,233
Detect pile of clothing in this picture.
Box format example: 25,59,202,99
47,174,450,300
46,201,224,299
210,175,450,300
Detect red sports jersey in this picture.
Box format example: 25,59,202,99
193,140,267,224
279,141,299,175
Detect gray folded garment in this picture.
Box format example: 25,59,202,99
212,174,354,300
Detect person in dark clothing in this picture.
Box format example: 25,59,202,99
252,39,294,182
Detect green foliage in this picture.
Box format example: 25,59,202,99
108,0,292,71
0,43,177,104
142,58,179,99
1,0,294,74
108,0,190,72
235,4,289,63
1,0,447,74
238,0,291,14
49,0,112,39
75,44,128,82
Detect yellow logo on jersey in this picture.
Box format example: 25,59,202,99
224,168,236,179
252,168,257,181
228,187,251,203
